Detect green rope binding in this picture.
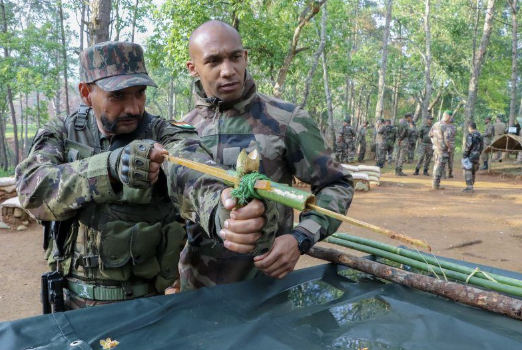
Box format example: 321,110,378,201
231,172,270,205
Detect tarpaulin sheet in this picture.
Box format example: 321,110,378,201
1,263,521,350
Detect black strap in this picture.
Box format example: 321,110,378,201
74,105,91,130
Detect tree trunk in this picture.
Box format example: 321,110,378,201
58,0,70,115
421,0,432,124
508,0,518,127
80,0,86,51
307,246,522,322
114,0,121,41
24,92,29,155
344,0,360,119
19,92,24,155
300,14,327,108
464,0,496,145
437,95,444,121
36,90,41,129
374,0,393,121
320,4,335,150
0,107,7,170
91,0,112,44
391,71,401,123
168,74,174,120
131,0,139,42
412,95,422,122
428,89,443,112
1,0,19,165
272,0,327,98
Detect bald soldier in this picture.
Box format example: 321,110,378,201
179,21,353,291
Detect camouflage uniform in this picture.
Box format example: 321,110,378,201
407,124,418,163
480,122,494,165
395,120,409,175
429,120,451,189
415,123,433,175
356,125,367,162
14,42,231,308
462,130,483,191
179,73,354,291
338,124,356,163
445,122,457,177
385,125,396,163
375,124,387,167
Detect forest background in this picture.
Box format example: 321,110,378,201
0,0,519,175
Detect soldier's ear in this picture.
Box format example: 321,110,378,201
187,61,199,78
78,82,93,106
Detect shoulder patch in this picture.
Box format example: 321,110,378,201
170,121,195,130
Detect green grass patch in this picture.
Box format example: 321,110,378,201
5,124,38,139
0,167,15,177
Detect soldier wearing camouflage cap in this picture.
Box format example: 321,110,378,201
414,115,434,176
15,41,276,310
178,21,353,291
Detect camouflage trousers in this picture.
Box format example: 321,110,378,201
416,143,433,171
432,153,449,187
395,141,408,170
447,149,455,175
464,162,479,187
408,142,416,163
357,142,366,162
343,142,356,163
376,143,386,167
384,144,394,163
481,139,491,162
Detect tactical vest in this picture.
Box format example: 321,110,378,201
46,106,184,295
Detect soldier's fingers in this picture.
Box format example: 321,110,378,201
149,161,161,173
149,143,168,163
220,188,237,210
220,229,261,245
149,169,160,183
230,199,265,220
253,250,278,269
223,240,256,254
224,217,265,234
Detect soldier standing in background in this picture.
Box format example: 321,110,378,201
414,115,434,176
462,122,483,193
180,21,353,291
480,117,494,170
375,119,387,168
357,121,368,162
407,119,418,163
395,114,412,176
384,119,396,164
445,112,457,178
429,111,452,189
338,118,356,163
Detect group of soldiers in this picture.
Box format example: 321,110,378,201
337,109,490,192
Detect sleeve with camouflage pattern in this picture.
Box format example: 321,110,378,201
285,109,354,245
16,117,121,221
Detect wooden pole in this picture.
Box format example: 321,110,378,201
307,246,522,322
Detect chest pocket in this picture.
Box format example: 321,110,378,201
65,139,95,162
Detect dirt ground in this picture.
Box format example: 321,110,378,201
0,159,521,323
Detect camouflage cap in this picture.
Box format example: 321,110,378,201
80,41,157,92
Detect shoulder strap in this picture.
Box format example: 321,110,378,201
74,105,91,130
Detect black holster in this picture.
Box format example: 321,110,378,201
41,271,65,314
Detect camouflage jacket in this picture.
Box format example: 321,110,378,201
408,125,418,144
429,121,450,155
418,124,432,144
338,125,356,144
483,123,495,143
385,125,396,146
463,130,483,162
15,109,227,289
376,125,387,144
356,126,367,145
396,121,409,142
446,123,457,149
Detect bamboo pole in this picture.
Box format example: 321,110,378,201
164,153,430,250
326,236,522,297
332,233,522,289
307,246,522,322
